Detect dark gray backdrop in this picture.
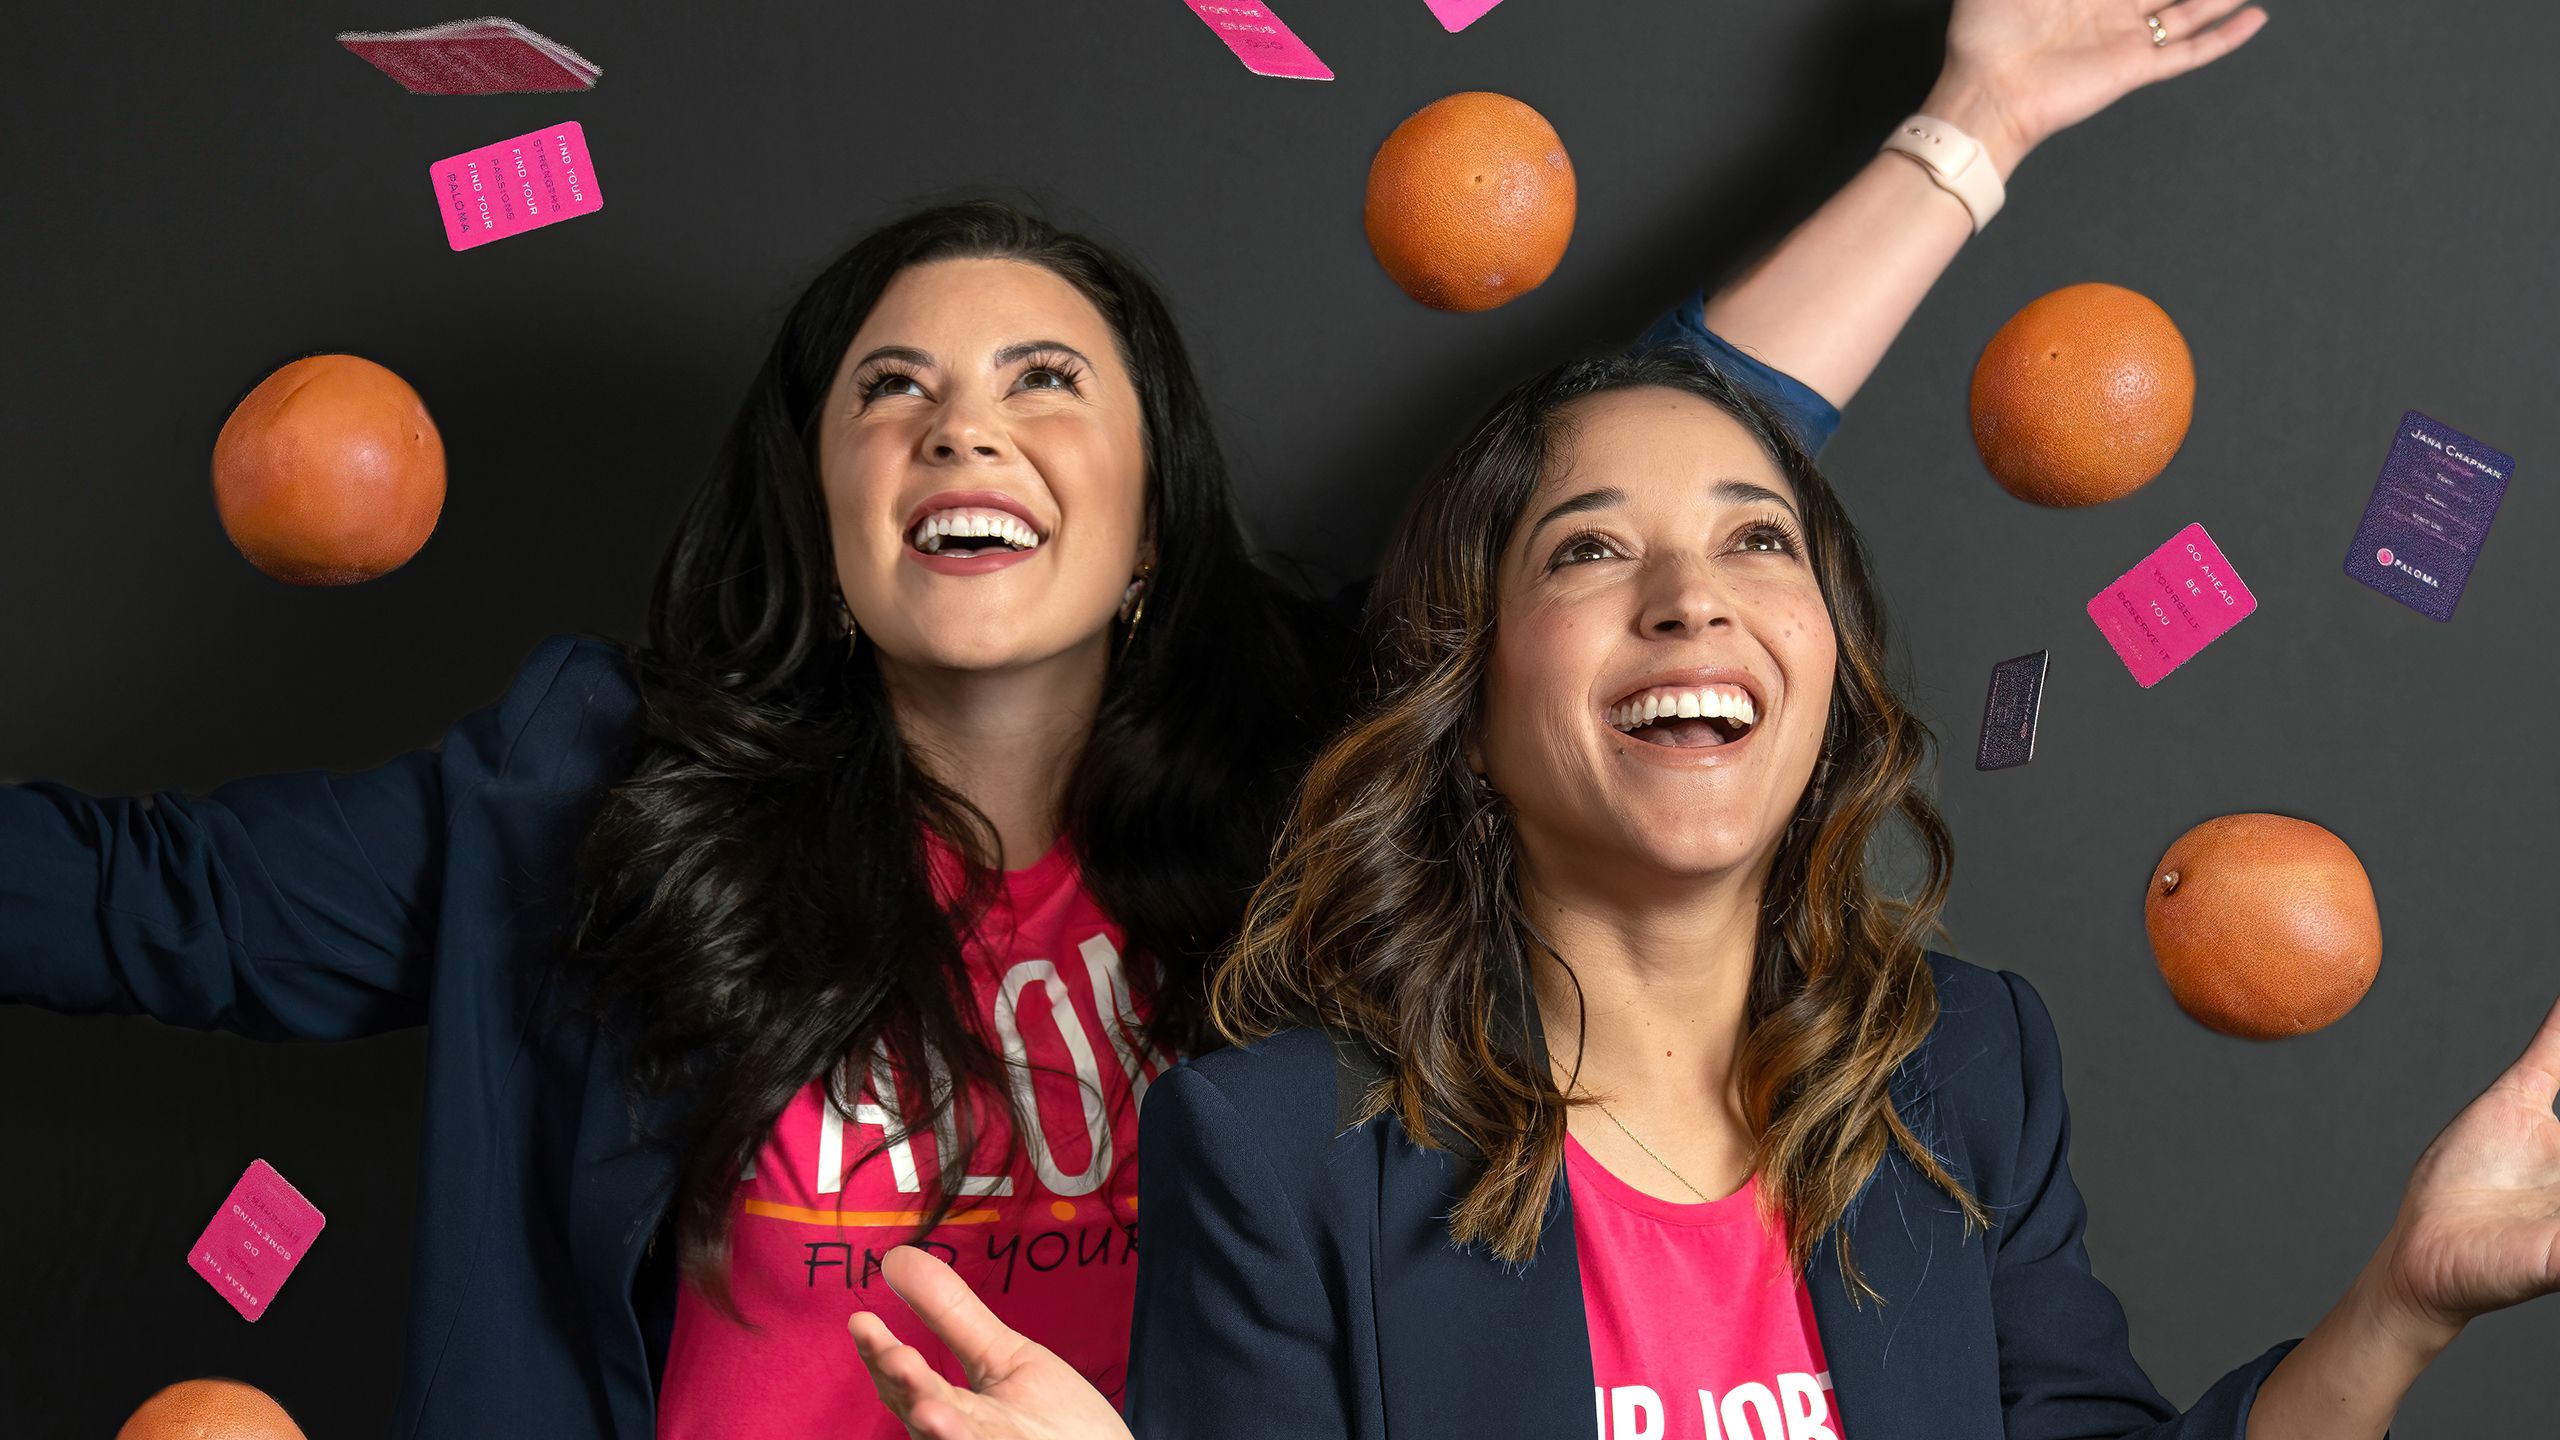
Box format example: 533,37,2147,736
2,1,2552,1433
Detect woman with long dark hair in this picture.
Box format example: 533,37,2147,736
4,0,2270,1432
0,202,1349,1439
852,351,2560,1440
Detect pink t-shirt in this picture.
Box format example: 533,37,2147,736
655,835,1172,1440
1569,1134,1843,1440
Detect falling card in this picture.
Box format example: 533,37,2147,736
1975,650,2049,770
187,1160,325,1322
1424,0,1511,30
340,16,600,95
2342,410,2514,622
1182,1,1334,80
429,120,602,251
2086,522,2257,688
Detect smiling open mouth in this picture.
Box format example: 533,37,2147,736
1606,684,1758,748
909,506,1043,558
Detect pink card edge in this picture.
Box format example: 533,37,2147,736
243,1157,327,1231
1424,0,1505,31
1184,2,1335,81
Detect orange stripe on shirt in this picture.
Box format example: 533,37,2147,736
739,1198,1004,1228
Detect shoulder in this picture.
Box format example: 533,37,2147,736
465,633,643,787
1160,1027,1348,1142
1911,951,2072,1179
1145,1027,1377,1201
501,632,639,720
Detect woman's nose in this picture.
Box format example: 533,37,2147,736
924,397,1011,463
1640,557,1732,635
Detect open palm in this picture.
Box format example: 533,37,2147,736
848,1246,1132,1440
1946,0,2270,156
2383,992,2560,1329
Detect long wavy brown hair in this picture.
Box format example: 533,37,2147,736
1212,347,1989,1303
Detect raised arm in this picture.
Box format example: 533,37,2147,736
1677,0,2269,412
0,633,610,1042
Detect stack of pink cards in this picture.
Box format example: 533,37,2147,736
341,15,600,94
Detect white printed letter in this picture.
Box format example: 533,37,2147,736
1609,1386,1663,1440
1778,1372,1838,1440
994,959,1112,1195
1719,1381,1783,1440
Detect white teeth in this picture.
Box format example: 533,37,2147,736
911,507,1041,555
1606,684,1760,732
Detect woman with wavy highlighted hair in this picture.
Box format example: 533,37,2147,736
852,347,2560,1440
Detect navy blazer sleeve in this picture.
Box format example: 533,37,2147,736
1992,969,2326,1439
0,635,594,1042
1127,1063,1362,1440
1635,292,1844,455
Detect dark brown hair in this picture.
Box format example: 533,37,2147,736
1212,346,1986,1302
570,202,1346,1319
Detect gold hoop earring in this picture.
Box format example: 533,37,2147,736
1117,561,1153,661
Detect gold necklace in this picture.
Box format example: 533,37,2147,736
1587,1099,1713,1203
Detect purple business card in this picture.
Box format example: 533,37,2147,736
2343,410,2513,622
1976,650,2048,770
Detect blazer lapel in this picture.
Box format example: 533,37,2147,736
1363,954,1597,1440
565,1017,684,1439
1801,1058,2000,1440
1371,1131,1596,1440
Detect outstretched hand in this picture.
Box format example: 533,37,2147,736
1936,0,2271,170
2378,990,2560,1336
848,1246,1134,1440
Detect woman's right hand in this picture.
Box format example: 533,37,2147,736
847,1246,1134,1440
1930,0,2270,176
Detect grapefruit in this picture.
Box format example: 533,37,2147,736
2143,813,2381,1040
1970,283,2194,506
117,1379,307,1440
1364,92,1575,312
212,354,444,585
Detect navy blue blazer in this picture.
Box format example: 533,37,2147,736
1,634,686,1438
1125,954,2309,1440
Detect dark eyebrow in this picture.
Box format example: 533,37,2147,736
1715,478,1802,522
848,344,932,371
1521,478,1801,551
1523,487,1625,547
994,340,1094,369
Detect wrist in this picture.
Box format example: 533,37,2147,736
1918,67,2037,182
2354,1234,2466,1364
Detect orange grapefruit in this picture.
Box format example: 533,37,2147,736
1970,283,2194,506
117,1379,307,1440
1364,92,1575,312
212,354,444,585
2144,813,2382,1040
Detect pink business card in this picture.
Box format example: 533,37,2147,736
187,1160,325,1322
1424,0,1510,30
430,121,602,252
1183,1,1334,80
2086,521,2258,687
